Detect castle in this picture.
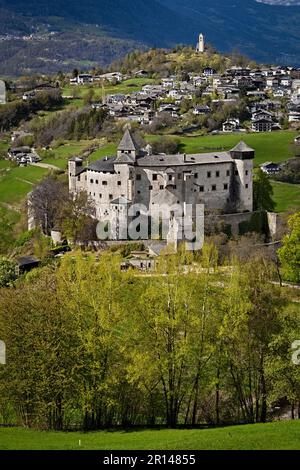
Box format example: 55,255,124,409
68,129,254,242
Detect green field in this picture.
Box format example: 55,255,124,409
43,141,95,169
147,131,298,166
0,161,48,205
89,143,118,162
271,181,300,213
0,420,300,450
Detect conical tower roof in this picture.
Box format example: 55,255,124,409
230,141,254,153
118,129,140,152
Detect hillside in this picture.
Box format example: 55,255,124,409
161,0,300,64
0,0,300,75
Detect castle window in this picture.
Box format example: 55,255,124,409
160,185,164,190
200,186,204,192
174,185,177,189
102,181,107,185
85,176,87,181
246,170,249,176
137,190,141,194
77,176,80,181
96,180,98,184
149,185,153,190
226,170,230,177
168,175,173,181
90,179,94,184
235,170,238,176
224,183,228,190
212,185,217,191
118,181,121,186
136,174,141,180
216,171,220,177
194,173,198,179
245,184,249,189
153,174,158,181
99,194,102,198
109,194,113,200
178,174,182,180
207,171,211,178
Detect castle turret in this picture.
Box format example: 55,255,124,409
116,128,140,163
230,141,254,212
68,157,83,192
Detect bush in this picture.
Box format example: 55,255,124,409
151,136,181,155
0,258,16,287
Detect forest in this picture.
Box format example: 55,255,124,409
0,244,299,430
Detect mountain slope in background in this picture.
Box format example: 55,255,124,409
0,0,299,76
161,0,300,64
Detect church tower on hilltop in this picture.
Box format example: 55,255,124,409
196,33,205,53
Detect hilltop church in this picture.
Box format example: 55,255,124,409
68,129,254,241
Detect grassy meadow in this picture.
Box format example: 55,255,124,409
147,131,298,166
0,160,48,205
271,181,300,213
0,420,300,450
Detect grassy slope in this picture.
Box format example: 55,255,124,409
271,181,300,213
0,161,48,205
147,131,298,166
0,420,300,450
43,141,95,169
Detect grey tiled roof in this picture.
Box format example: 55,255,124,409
87,157,116,172
118,129,140,151
136,151,233,167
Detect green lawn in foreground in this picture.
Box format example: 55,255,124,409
147,131,298,166
0,420,300,450
271,181,300,213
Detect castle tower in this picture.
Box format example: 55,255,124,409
116,127,141,163
230,141,255,213
196,33,205,53
68,157,83,192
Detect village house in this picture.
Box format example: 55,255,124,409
260,162,281,175
8,146,41,165
222,118,240,133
